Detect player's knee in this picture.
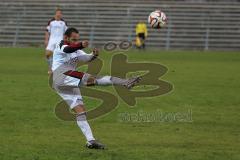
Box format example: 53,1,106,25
86,76,97,86
80,74,97,86
73,104,86,114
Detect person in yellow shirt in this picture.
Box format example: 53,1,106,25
135,21,148,50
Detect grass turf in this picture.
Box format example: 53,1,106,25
0,48,239,160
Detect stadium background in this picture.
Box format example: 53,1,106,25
0,0,239,160
0,0,240,50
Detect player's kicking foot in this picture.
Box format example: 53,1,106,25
86,140,105,149
124,76,142,89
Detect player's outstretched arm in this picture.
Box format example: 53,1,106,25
77,48,99,62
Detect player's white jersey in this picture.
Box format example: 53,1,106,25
46,18,67,42
52,41,94,72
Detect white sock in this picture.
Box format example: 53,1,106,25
96,76,112,85
76,113,95,141
96,76,128,85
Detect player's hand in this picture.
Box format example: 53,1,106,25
82,40,89,48
92,48,99,56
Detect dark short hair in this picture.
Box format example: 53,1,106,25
64,27,79,37
55,8,62,13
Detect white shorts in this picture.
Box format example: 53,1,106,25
46,40,60,52
53,73,93,109
53,76,83,109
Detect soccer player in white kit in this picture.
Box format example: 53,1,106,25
45,8,67,75
52,28,142,149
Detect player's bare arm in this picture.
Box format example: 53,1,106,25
44,31,49,48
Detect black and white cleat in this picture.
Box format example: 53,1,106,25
86,140,105,149
124,76,142,89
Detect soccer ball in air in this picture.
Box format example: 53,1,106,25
148,10,167,29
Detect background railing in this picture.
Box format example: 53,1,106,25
0,0,240,50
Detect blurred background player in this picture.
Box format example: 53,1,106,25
135,21,148,50
45,8,68,75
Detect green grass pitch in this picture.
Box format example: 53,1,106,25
0,48,239,160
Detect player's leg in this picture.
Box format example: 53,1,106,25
70,88,105,149
53,77,105,149
135,36,142,49
45,42,55,75
137,33,143,49
74,105,95,142
142,33,146,49
80,73,142,89
63,71,141,89
45,50,53,74
73,104,105,149
138,33,145,50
